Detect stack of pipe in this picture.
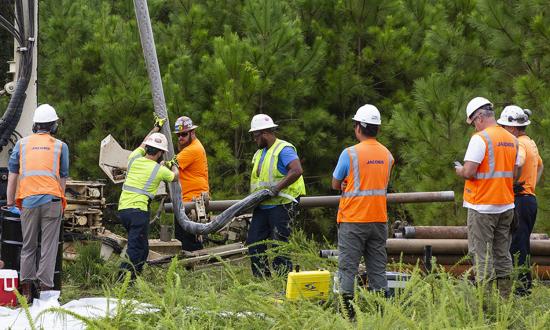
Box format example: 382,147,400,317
388,226,550,279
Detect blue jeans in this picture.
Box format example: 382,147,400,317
118,209,150,278
510,194,537,294
246,203,296,277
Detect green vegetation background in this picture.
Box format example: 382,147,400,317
1,0,550,235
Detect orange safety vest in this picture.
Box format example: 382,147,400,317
16,134,66,209
463,126,517,206
337,139,393,223
517,135,543,196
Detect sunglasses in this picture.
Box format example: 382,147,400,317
507,115,528,124
176,131,190,138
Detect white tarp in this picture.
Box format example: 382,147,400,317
0,291,157,329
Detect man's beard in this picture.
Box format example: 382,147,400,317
179,139,191,150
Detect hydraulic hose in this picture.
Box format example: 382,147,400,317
0,0,35,152
174,189,272,235
133,0,272,234
0,78,28,151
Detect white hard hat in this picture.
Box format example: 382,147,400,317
466,97,492,124
249,114,278,132
144,133,169,151
352,104,381,125
497,105,531,126
33,104,59,123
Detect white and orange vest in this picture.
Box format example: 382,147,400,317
16,134,66,209
337,139,393,223
464,126,517,206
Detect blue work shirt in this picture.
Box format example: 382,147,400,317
8,132,70,208
332,148,351,180
257,146,298,209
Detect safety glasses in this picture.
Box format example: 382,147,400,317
176,131,190,138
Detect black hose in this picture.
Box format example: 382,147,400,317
175,189,272,235
0,78,28,150
0,0,35,152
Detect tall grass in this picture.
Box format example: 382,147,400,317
57,232,550,329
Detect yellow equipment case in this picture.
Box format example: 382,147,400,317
285,267,330,301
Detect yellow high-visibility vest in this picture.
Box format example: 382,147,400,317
250,139,306,205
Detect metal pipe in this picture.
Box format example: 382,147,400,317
165,191,455,213
387,239,469,255
402,226,467,239
133,0,187,225
389,239,550,256
439,264,550,280
401,226,548,240
321,239,550,257
387,254,550,266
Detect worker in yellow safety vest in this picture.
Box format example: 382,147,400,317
332,104,394,319
247,114,306,277
455,97,520,297
497,105,544,296
117,117,178,280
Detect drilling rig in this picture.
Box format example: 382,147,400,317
0,0,37,201
0,1,107,237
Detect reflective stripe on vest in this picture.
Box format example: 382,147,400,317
20,139,62,179
341,146,392,198
250,140,286,191
16,134,66,210
463,126,517,206
475,131,515,179
250,139,306,204
122,158,161,200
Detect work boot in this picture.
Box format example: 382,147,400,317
340,294,356,321
496,277,513,299
19,281,33,304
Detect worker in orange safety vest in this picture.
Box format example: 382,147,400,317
498,105,544,295
5,104,69,303
455,97,520,297
332,104,394,319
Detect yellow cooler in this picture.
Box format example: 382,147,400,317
285,268,330,301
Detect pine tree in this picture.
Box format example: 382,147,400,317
474,0,550,230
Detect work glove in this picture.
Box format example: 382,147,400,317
513,181,526,195
154,113,167,129
1,205,21,216
164,156,179,169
